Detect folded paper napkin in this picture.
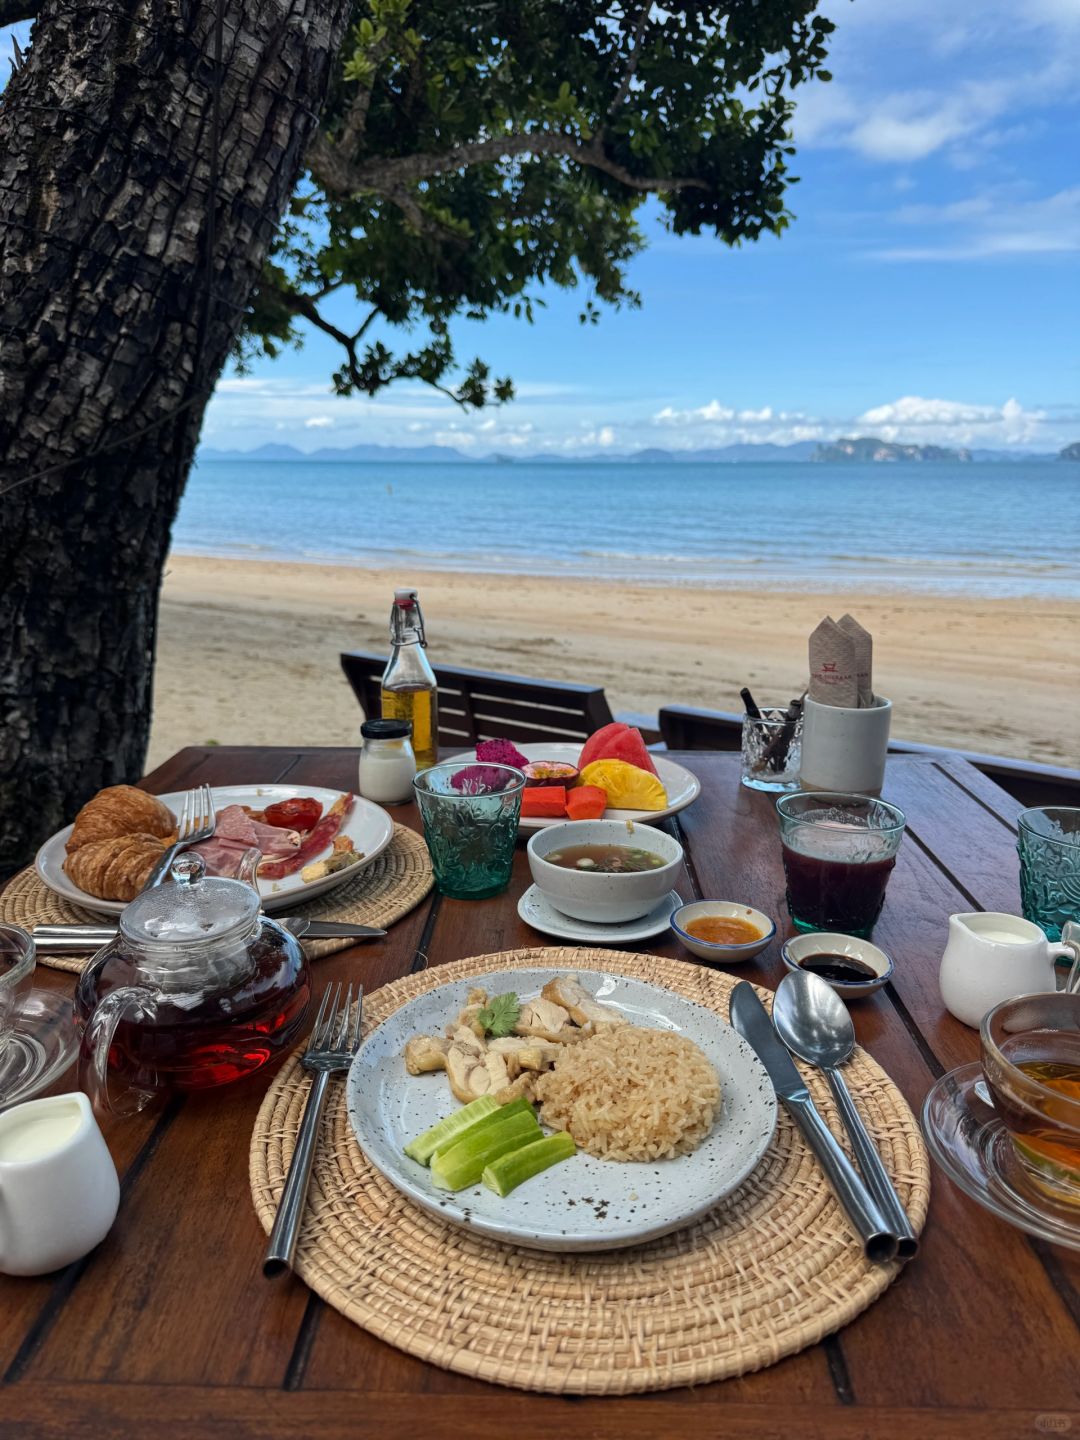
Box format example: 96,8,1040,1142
808,614,874,708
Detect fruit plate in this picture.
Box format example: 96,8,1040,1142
346,966,776,1252
449,743,701,830
34,784,395,917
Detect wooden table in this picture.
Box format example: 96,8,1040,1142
3,748,1079,1438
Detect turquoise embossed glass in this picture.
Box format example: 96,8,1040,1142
1018,807,1080,942
414,762,525,900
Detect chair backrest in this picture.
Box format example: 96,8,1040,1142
658,705,743,751
340,651,615,749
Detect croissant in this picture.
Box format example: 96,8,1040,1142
63,832,170,902
67,785,175,853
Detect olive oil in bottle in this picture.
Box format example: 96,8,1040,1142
380,588,439,771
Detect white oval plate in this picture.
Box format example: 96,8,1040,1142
346,967,777,1252
34,784,395,917
449,743,701,830
517,885,683,945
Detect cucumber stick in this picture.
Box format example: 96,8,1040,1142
430,1111,542,1191
482,1131,577,1196
404,1094,499,1164
403,1095,532,1166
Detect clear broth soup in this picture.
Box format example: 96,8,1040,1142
544,844,666,874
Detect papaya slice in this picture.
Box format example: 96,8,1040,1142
565,785,607,820
520,786,567,819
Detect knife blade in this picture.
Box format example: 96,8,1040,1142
32,917,386,951
729,981,897,1264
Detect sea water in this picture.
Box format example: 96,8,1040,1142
174,459,1080,598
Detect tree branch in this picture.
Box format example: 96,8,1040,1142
309,129,707,199
607,4,651,117
273,288,376,388
338,32,394,154
0,0,38,24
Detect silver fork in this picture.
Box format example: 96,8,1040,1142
143,783,217,889
263,982,364,1277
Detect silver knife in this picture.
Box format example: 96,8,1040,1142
32,918,386,952
729,981,897,1265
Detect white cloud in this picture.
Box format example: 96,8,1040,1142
304,415,333,428
797,79,1019,163
855,395,1047,446
877,184,1080,259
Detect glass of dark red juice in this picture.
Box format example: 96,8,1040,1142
776,792,906,937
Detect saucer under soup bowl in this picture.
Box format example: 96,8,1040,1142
526,820,683,924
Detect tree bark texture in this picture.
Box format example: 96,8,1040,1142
0,0,351,870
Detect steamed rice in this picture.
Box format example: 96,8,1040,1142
534,1026,721,1161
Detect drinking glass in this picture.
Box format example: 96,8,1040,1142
740,707,803,792
1018,807,1080,941
414,762,525,900
776,792,906,938
981,990,1080,1207
0,926,36,1057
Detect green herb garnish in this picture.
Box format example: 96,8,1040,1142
475,991,521,1038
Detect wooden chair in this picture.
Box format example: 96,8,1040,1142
657,704,1080,807
340,651,616,749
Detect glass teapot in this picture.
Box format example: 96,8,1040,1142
74,855,310,1115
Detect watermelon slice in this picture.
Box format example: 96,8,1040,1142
578,722,658,776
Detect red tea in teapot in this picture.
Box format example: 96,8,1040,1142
75,856,310,1113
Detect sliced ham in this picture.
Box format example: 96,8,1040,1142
214,805,300,858
190,803,302,877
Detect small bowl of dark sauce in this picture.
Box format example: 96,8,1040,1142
780,931,893,999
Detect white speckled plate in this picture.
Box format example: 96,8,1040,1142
35,784,394,917
448,743,701,830
346,967,777,1252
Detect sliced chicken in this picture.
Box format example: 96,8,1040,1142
488,1036,563,1073
513,997,575,1042
495,1072,538,1106
403,1035,449,1076
541,974,627,1030
446,988,488,1040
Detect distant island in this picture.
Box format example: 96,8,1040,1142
196,438,1064,465
811,436,972,464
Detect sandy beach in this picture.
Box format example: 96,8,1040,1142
149,554,1080,771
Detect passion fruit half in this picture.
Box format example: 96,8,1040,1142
523,760,580,788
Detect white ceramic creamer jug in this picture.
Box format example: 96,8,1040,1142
938,912,1079,1029
0,1091,119,1275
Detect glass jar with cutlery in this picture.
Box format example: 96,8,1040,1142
74,855,310,1114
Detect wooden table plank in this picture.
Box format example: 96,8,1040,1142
3,745,1077,1434
1,1383,1067,1440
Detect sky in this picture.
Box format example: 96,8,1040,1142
6,2,1080,456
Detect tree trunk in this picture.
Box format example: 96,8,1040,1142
0,0,350,871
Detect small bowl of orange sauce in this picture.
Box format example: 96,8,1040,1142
671,901,775,963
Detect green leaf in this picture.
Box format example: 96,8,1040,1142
475,992,521,1038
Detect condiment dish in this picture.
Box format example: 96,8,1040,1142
526,820,683,923
670,901,775,963
780,932,893,998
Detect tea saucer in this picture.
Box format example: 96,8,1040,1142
0,990,79,1111
922,1061,1080,1252
518,886,682,944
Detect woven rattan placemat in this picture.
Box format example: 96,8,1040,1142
249,946,930,1395
2,824,433,973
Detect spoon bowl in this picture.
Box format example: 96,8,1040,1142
774,970,919,1260
773,968,856,1070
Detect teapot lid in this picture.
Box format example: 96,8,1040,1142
120,853,260,946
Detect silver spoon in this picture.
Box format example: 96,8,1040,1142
774,969,919,1260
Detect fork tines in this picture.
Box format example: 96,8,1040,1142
307,982,364,1057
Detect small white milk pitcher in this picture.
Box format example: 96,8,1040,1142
938,912,1080,1029
0,1091,119,1275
